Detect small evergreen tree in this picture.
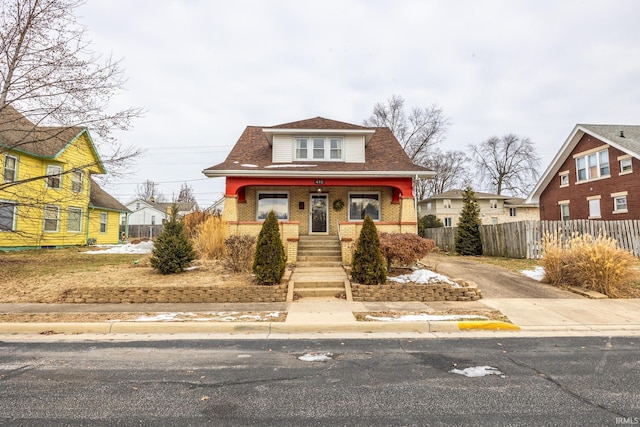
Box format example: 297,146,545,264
418,214,444,236
351,215,387,285
253,210,286,285
150,206,196,274
455,187,483,256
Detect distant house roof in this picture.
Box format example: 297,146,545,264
527,124,640,203
157,201,198,213
0,106,105,172
422,190,512,201
202,117,433,178
89,180,131,213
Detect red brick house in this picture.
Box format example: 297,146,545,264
527,124,640,221
202,117,434,263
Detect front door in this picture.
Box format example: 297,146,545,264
310,194,328,234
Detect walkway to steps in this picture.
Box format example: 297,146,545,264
289,235,350,301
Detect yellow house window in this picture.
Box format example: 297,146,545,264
46,165,62,189
67,207,83,232
44,205,60,232
3,155,17,182
0,201,17,231
100,212,108,233
71,170,83,193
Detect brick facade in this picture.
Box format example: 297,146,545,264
539,134,640,220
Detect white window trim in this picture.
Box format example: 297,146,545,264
574,148,610,184
444,217,452,227
67,207,83,233
44,204,60,232
3,154,18,183
558,200,570,221
587,197,601,219
558,171,569,187
612,191,629,214
509,207,517,217
294,136,344,161
442,199,451,209
618,155,633,175
100,212,108,233
46,164,63,189
348,191,381,221
71,170,84,193
256,191,290,221
0,200,17,232
489,199,498,209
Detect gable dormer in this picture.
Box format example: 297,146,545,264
262,117,375,164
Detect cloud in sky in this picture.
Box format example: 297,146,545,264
78,0,640,206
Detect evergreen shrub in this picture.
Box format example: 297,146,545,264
150,207,196,274
455,187,483,256
351,215,387,285
253,210,286,285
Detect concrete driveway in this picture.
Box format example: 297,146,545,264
425,253,582,299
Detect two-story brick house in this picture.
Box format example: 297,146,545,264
527,124,640,220
202,117,434,263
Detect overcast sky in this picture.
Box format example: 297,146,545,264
78,0,640,206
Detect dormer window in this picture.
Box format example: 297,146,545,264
296,137,343,161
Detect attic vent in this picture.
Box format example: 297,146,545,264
620,130,625,138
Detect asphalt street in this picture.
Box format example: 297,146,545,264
1,337,638,426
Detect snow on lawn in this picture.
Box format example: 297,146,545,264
449,366,505,378
365,314,489,322
521,266,545,281
388,269,460,287
132,311,281,322
84,241,154,255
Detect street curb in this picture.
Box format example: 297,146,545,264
0,320,521,335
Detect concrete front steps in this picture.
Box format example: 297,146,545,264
290,236,351,301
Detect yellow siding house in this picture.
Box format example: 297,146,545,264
0,106,130,249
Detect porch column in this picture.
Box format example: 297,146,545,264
222,195,238,222
399,197,418,233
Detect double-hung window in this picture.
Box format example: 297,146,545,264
100,212,108,233
612,192,628,213
46,165,62,189
3,155,17,182
619,157,633,174
0,201,16,231
44,205,60,232
442,199,451,209
490,199,498,209
559,202,570,221
575,148,610,182
349,193,380,221
444,217,452,227
67,207,83,232
71,170,83,193
295,137,343,161
509,207,517,217
257,192,289,220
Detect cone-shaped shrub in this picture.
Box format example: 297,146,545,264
150,206,196,274
351,215,387,285
253,210,286,285
455,187,483,256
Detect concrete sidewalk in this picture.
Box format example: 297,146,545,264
1,297,639,338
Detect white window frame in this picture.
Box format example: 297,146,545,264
442,199,451,209
490,199,498,209
574,148,610,182
67,207,83,233
0,200,17,232
44,205,60,232
559,171,569,187
46,164,62,189
619,156,633,174
559,200,570,221
348,192,381,221
295,137,344,161
587,196,601,219
3,154,17,183
509,207,517,217
71,170,83,193
612,191,628,214
256,191,290,221
100,212,108,233
444,217,452,227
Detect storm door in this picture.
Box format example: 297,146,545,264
310,194,328,234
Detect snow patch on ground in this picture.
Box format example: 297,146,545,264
365,314,489,322
298,353,333,362
388,269,460,287
133,311,280,322
84,241,154,255
521,266,545,281
449,366,504,378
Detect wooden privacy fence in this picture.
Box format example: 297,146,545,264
423,220,640,259
121,225,164,240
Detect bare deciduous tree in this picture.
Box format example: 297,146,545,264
416,149,472,199
135,180,165,203
363,94,450,164
177,182,196,203
469,134,541,197
0,0,143,176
